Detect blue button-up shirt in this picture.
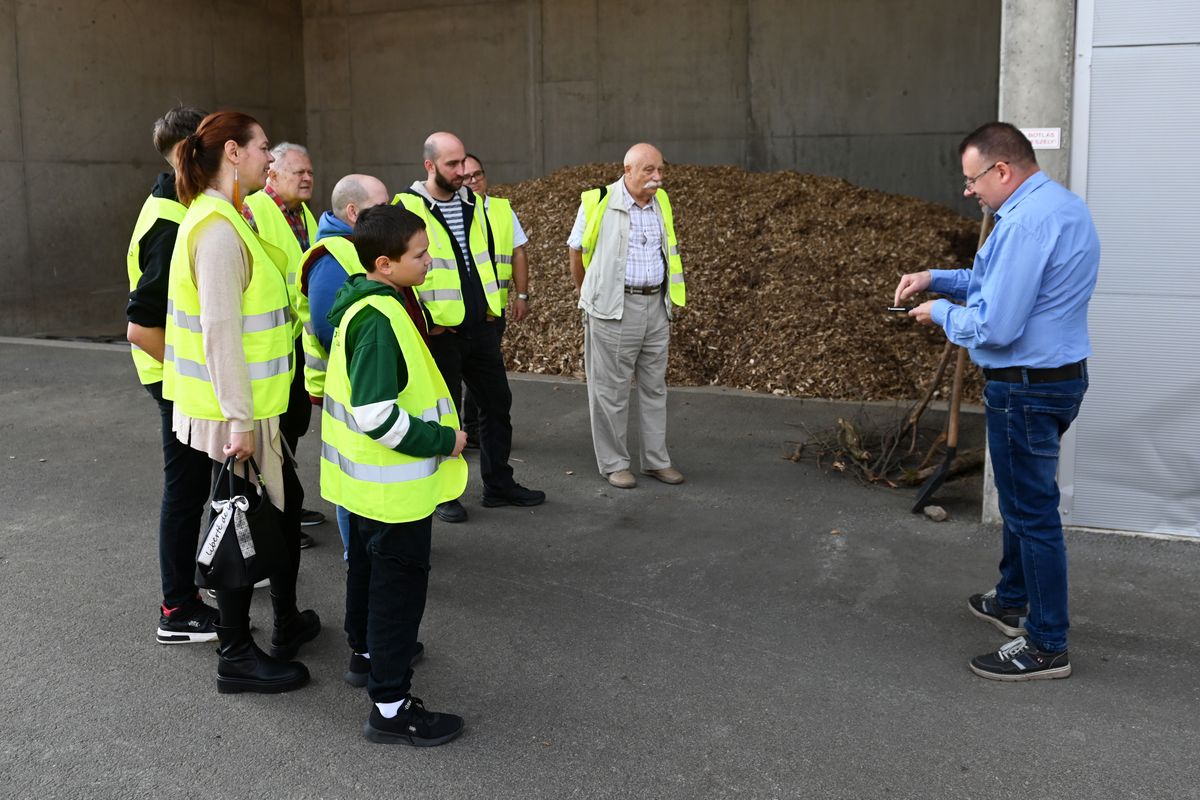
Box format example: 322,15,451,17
929,171,1100,369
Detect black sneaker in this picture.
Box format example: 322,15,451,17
435,500,468,524
481,484,546,508
300,508,326,527
344,642,425,687
157,598,220,644
968,590,1028,637
299,532,316,549
363,696,464,747
970,636,1071,681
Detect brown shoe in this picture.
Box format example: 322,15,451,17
643,467,684,485
605,469,637,489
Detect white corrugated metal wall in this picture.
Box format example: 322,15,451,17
1065,0,1200,536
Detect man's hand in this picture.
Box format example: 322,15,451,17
909,300,937,326
450,429,468,457
894,271,932,306
512,297,530,322
224,430,255,462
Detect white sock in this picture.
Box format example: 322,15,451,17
376,699,404,719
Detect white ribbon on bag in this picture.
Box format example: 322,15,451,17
197,495,257,567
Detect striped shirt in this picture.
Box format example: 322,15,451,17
433,197,469,265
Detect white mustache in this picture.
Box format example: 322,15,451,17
643,180,661,190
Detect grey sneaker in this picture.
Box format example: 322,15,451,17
968,590,1028,637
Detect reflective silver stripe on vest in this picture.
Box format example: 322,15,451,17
429,257,457,272
435,397,454,419
473,251,492,268
304,353,328,372
669,244,679,256
130,343,143,352
495,254,513,265
418,288,463,303
163,344,175,363
172,306,203,333
169,350,289,383
669,272,685,284
242,307,290,334
323,394,363,434
302,320,316,336
169,303,288,334
322,441,440,484
497,279,511,289
481,279,499,294
287,270,297,285
246,354,291,380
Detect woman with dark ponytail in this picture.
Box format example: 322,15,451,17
164,111,319,694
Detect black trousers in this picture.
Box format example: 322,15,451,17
146,381,213,608
344,513,432,703
427,320,515,491
459,320,506,440
281,338,312,457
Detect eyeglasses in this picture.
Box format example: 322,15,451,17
464,170,485,182
962,163,998,190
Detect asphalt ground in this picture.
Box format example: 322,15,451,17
1,338,1198,800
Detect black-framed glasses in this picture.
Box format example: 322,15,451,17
464,170,485,182
963,163,998,190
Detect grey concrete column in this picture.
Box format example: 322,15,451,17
983,0,1078,524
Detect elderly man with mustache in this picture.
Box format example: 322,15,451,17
567,142,687,490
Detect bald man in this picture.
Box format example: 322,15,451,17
295,174,392,556
394,132,545,522
567,143,687,489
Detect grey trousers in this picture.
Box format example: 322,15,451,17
583,293,672,475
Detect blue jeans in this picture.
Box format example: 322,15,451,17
336,505,350,561
984,370,1087,653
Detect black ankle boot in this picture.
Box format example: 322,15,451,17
269,593,321,660
215,624,310,694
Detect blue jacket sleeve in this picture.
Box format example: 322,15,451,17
308,254,349,352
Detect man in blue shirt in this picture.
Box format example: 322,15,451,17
895,122,1100,681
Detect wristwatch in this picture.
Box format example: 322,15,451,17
516,292,530,301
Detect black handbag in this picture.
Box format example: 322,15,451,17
195,456,286,590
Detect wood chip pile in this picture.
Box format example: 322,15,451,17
494,163,985,402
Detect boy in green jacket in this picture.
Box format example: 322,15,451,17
321,204,468,746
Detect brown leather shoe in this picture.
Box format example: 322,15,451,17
643,467,684,485
605,469,637,489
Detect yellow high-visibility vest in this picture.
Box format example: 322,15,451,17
126,194,187,384
243,190,317,317
163,193,293,420
580,186,686,307
392,190,502,325
320,294,467,522
294,235,364,398
484,196,515,307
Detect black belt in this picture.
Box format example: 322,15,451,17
624,285,662,295
983,359,1086,384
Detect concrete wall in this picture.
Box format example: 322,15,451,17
0,0,307,337
1,0,1000,337
303,0,1000,213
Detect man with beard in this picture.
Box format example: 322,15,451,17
567,142,686,490
393,132,545,523
895,122,1099,681
243,142,325,543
